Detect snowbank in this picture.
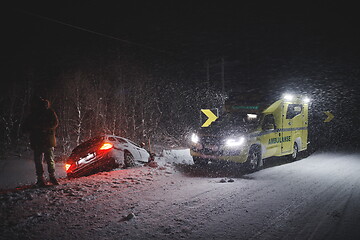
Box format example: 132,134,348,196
158,148,193,165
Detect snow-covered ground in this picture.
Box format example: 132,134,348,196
1,150,360,239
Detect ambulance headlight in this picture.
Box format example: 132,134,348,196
191,133,199,143
225,136,245,147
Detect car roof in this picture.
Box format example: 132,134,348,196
104,134,127,140
105,134,137,144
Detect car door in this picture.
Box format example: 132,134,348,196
125,139,143,160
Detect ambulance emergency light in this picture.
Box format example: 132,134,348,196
283,93,310,103
303,97,310,103
283,93,294,101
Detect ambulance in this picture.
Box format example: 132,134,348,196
190,92,310,171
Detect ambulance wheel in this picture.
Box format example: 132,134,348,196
289,143,298,161
246,146,261,172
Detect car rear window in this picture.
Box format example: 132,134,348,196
72,136,104,154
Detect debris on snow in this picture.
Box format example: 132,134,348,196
219,178,227,183
122,213,136,221
219,178,235,183
145,161,158,168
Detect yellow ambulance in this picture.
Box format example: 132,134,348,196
190,93,310,171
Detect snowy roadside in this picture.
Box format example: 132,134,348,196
0,164,180,239
0,148,193,190
0,148,195,239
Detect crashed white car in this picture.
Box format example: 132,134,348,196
65,135,150,177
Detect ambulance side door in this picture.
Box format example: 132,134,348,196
262,114,279,158
291,104,304,149
302,104,309,150
282,104,302,154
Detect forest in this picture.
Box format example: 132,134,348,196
0,46,226,158
2,40,360,159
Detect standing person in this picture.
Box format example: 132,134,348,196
23,96,59,186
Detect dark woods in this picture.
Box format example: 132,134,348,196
0,56,225,158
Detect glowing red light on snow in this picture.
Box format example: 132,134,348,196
65,163,71,172
99,142,113,150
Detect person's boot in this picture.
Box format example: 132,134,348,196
36,175,47,187
49,174,59,185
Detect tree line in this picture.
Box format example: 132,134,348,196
0,55,225,158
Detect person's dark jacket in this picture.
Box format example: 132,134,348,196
23,98,59,150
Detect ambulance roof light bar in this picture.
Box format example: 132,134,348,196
303,96,310,103
283,93,310,103
283,93,294,101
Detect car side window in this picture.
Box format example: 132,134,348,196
128,140,140,148
262,114,276,130
116,137,127,144
286,104,302,119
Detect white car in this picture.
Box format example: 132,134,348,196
65,135,150,177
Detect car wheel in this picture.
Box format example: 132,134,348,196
246,146,261,172
124,152,135,168
289,142,298,161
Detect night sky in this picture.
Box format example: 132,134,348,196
2,1,360,92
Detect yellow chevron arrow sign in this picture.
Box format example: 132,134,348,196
201,109,218,127
324,111,334,123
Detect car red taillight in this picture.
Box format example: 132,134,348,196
99,142,113,150
65,163,72,172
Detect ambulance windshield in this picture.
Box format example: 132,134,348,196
215,112,261,127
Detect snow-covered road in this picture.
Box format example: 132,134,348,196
1,151,360,239
0,153,66,190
